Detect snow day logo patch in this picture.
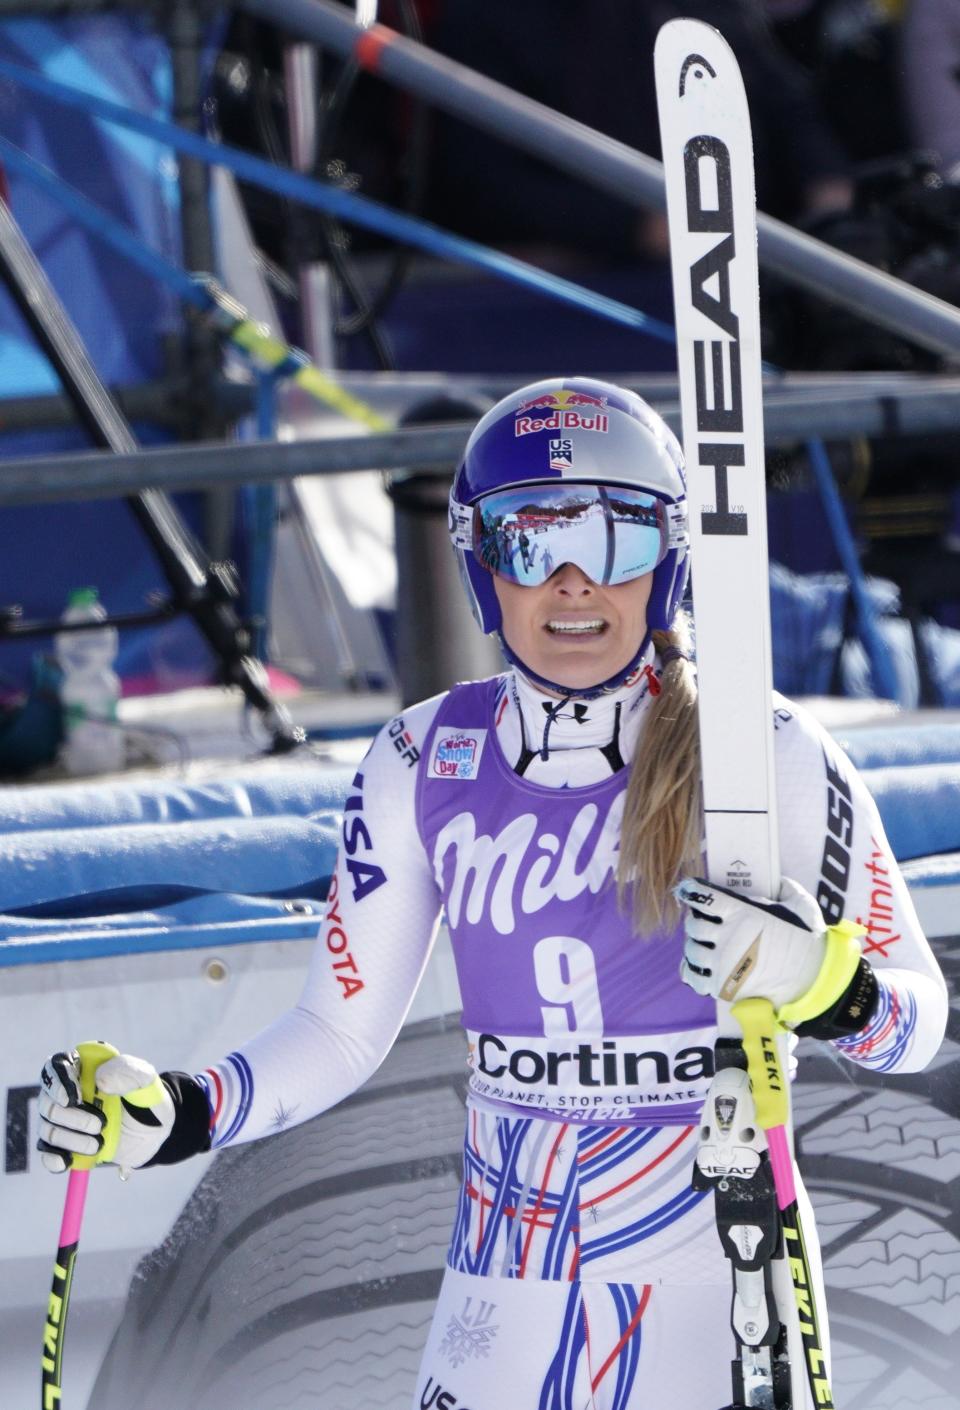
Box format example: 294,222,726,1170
430,729,487,781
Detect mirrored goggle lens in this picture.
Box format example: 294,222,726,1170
473,485,667,587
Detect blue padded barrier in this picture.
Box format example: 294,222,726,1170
0,892,324,965
0,814,341,913
1,742,953,969
835,723,960,771
900,853,960,890
859,763,960,862
0,766,354,834
0,767,354,958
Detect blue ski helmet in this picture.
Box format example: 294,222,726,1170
449,377,689,693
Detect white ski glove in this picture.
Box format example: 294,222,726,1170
38,1049,209,1174
676,876,873,1034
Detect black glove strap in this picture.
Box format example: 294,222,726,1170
793,958,880,1041
143,1072,213,1166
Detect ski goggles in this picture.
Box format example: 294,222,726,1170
450,483,687,588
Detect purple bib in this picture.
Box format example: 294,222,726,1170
416,677,716,1125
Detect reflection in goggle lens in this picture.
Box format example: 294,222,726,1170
474,484,667,588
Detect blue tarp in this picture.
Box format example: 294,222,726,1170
770,561,960,706
0,15,215,693
857,762,960,862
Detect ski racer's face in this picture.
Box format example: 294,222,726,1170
494,563,654,693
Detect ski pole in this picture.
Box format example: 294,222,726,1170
733,999,835,1410
41,1040,119,1410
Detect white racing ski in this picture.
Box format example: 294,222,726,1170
655,20,833,1410
654,20,778,903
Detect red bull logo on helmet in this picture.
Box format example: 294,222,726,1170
515,388,609,414
515,409,610,438
514,388,610,437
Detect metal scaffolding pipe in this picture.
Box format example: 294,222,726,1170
0,0,152,10
0,368,942,436
3,378,960,504
238,0,960,363
0,427,467,504
0,379,254,431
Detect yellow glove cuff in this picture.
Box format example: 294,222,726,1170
776,920,865,1031
121,1076,166,1109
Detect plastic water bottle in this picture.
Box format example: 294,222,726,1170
55,588,125,775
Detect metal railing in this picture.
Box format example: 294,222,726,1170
2,374,960,505
239,0,960,364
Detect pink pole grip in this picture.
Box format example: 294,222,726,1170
58,1169,90,1248
765,1125,797,1211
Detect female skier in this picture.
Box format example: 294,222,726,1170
38,378,947,1410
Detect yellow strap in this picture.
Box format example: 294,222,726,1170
293,363,392,432
228,318,287,369
732,922,866,1134
776,920,865,1031
229,319,391,432
731,997,788,1130
198,277,392,432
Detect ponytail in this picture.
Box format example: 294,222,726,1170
616,614,702,934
